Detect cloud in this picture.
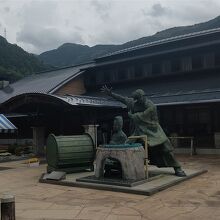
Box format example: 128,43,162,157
4,6,10,13
16,24,84,53
15,0,85,53
143,3,170,17
90,0,112,21
1,0,220,54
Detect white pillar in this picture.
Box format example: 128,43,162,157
82,125,99,148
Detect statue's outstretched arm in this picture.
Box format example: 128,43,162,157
101,85,130,105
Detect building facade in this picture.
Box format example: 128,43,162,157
82,28,220,153
1,28,220,154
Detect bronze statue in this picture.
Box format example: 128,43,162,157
109,116,127,145
101,85,186,177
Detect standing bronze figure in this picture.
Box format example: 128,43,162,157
101,86,186,177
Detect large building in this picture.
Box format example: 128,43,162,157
1,28,220,154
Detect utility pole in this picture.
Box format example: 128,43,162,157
4,28,6,39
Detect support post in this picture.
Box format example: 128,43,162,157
82,125,99,148
32,127,45,156
1,194,15,220
191,138,196,156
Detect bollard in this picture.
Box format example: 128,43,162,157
1,194,15,220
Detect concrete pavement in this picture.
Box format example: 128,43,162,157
0,155,219,220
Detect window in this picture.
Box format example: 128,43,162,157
171,59,181,72
162,60,171,74
152,63,161,75
103,71,111,82
134,64,143,78
192,55,203,69
203,53,214,68
199,110,210,124
176,110,184,124
86,73,96,86
118,68,127,80
215,52,220,66
127,66,135,79
143,63,152,76
181,57,192,71
109,69,118,82
95,71,103,84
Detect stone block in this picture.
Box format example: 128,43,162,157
95,146,145,181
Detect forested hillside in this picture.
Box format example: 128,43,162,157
0,36,51,82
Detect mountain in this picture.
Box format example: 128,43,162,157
2,15,220,82
39,43,118,67
121,15,220,49
0,36,51,82
39,15,220,67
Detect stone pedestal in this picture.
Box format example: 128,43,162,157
95,146,145,181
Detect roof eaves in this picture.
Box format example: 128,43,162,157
91,39,220,68
97,28,220,60
156,98,220,106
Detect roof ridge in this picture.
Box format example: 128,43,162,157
148,87,220,98
98,27,220,59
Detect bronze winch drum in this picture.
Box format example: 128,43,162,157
46,133,95,173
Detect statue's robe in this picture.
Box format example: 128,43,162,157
129,99,169,147
111,93,180,168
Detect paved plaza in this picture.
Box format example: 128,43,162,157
0,155,219,220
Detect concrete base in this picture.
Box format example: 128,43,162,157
76,173,160,187
39,166,207,196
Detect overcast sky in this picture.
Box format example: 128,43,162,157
0,0,220,54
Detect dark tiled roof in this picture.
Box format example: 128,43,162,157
86,73,220,106
151,89,220,106
97,28,220,60
0,63,93,104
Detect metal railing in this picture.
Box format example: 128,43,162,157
169,136,195,156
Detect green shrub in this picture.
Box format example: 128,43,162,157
7,144,18,154
14,147,23,156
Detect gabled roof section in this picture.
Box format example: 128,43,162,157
96,28,220,63
0,62,93,104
